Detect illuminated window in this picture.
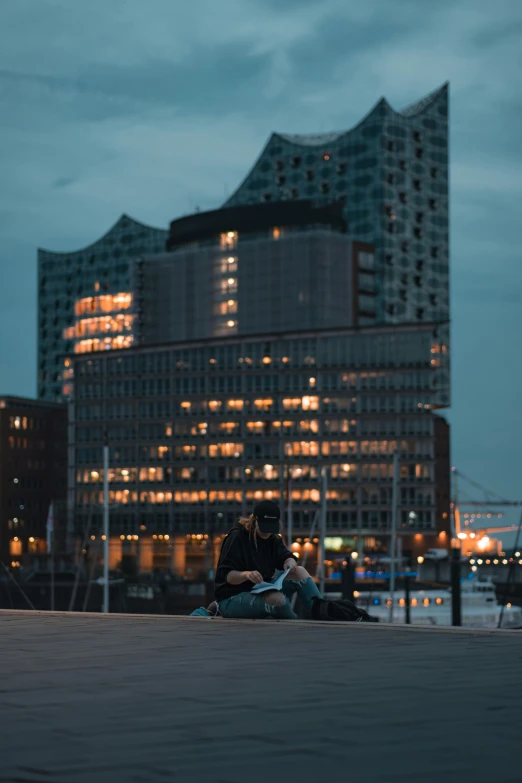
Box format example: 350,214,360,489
302,396,319,411
227,399,244,411
139,467,164,482
10,538,22,556
246,421,265,434
219,422,239,434
321,441,357,457
218,300,238,315
208,400,222,412
330,463,356,479
75,292,132,317
208,443,244,458
254,398,273,411
282,397,303,411
209,490,243,504
218,256,238,275
74,334,134,354
263,464,275,480
286,441,319,457
272,227,282,240
220,231,238,249
299,420,319,434
245,489,281,502
28,537,41,553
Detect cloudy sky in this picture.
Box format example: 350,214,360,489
1,0,521,535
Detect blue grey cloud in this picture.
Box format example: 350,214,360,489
53,175,77,189
0,0,521,533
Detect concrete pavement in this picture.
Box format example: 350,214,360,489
1,610,521,783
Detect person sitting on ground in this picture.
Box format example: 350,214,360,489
214,500,322,620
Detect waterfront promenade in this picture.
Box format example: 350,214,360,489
1,611,521,783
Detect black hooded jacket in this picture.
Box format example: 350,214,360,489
214,522,295,601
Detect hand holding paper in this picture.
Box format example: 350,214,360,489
251,570,292,594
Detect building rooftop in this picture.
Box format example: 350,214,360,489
166,198,346,250
1,610,520,782
224,84,449,208
0,395,66,410
38,214,168,257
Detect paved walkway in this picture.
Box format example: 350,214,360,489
1,611,521,783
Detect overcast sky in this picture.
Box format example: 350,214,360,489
1,0,521,537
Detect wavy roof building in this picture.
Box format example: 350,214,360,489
225,84,449,376
37,84,449,409
38,215,168,402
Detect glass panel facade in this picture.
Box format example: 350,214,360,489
223,84,449,398
38,215,168,402
70,324,448,543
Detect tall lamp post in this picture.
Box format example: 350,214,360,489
387,450,400,623
319,467,328,594
102,434,109,614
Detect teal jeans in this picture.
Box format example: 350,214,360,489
218,577,321,620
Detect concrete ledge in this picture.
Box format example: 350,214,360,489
1,607,520,636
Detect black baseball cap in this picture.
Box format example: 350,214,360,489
253,500,281,534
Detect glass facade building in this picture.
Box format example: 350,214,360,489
70,323,450,574
36,83,451,577
38,215,168,402
224,83,450,405
135,200,371,345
